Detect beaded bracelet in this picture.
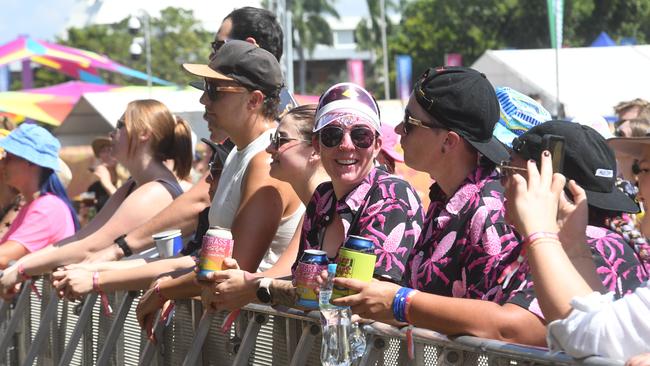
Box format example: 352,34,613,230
93,271,112,316
17,264,41,299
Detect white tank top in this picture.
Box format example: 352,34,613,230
209,128,275,228
257,204,306,272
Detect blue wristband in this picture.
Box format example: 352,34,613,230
392,287,414,322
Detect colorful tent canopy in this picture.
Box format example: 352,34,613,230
0,81,177,126
0,36,173,85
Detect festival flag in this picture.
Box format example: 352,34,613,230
547,0,564,48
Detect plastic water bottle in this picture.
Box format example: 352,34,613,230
320,263,352,366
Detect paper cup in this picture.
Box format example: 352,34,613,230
152,229,183,258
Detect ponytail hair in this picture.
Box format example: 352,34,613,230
166,116,192,180
39,169,80,231
123,100,193,180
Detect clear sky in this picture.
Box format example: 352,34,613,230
0,0,78,44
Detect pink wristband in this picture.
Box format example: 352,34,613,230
93,271,113,316
525,232,559,246
18,264,41,299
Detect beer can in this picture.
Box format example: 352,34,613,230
197,226,234,280
295,249,328,309
332,236,377,299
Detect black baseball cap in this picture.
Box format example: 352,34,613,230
513,120,639,214
183,40,283,96
414,66,508,164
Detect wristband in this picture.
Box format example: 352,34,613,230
404,290,418,324
114,234,133,257
154,283,168,304
17,264,41,299
524,232,559,246
155,283,175,324
392,287,416,323
93,271,113,316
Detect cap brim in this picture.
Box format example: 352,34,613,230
189,80,204,91
465,135,510,164
586,187,640,214
182,63,235,82
607,136,650,158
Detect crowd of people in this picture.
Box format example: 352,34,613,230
0,5,648,365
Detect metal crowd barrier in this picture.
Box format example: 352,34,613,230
0,277,624,366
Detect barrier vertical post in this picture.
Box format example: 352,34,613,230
181,310,213,366
95,291,137,366
288,322,319,366
0,282,33,353
20,293,59,366
57,293,98,366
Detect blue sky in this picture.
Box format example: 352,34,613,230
0,0,77,44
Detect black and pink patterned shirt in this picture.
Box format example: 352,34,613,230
505,225,650,319
294,167,424,283
403,164,524,302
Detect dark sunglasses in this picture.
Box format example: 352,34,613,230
632,160,650,175
270,131,310,151
210,39,229,55
319,125,376,149
204,79,248,102
402,112,444,135
115,119,125,130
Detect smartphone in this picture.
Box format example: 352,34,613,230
541,134,565,174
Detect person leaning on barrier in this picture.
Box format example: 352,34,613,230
195,104,330,311
502,150,650,363
50,138,232,301
135,40,302,330
0,100,191,297
0,124,78,269
502,122,648,312
83,6,285,264
330,66,551,345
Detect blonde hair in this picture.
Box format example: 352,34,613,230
123,99,193,179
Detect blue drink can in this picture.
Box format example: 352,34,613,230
344,235,375,254
295,249,328,308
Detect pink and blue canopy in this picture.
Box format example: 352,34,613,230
0,36,172,85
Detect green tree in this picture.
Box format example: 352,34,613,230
391,0,650,82
33,7,212,87
290,0,339,94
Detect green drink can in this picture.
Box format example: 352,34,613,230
332,235,376,299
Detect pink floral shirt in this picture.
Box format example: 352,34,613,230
506,226,650,319
294,167,424,283
403,165,524,302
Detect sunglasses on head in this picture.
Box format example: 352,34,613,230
319,125,376,149
270,131,310,151
204,79,249,102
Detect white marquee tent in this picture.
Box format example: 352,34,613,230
54,89,207,147
471,45,650,118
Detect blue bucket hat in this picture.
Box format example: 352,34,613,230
494,87,551,147
0,123,60,171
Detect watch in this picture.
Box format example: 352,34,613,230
256,277,273,304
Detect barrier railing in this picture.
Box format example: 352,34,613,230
0,278,624,366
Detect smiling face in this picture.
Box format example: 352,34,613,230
266,115,313,183
314,118,381,196
1,152,31,189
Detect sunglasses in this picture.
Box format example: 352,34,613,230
319,125,376,149
115,119,126,130
270,131,310,151
497,160,528,178
402,112,444,135
204,79,249,102
632,160,650,175
210,39,229,56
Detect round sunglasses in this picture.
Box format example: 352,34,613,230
319,125,376,149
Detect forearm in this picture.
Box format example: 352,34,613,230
158,271,202,300
99,256,196,292
269,279,297,307
22,242,95,276
528,240,595,322
122,181,210,256
408,293,547,346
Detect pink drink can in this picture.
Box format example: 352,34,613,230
198,226,234,280
294,249,328,309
